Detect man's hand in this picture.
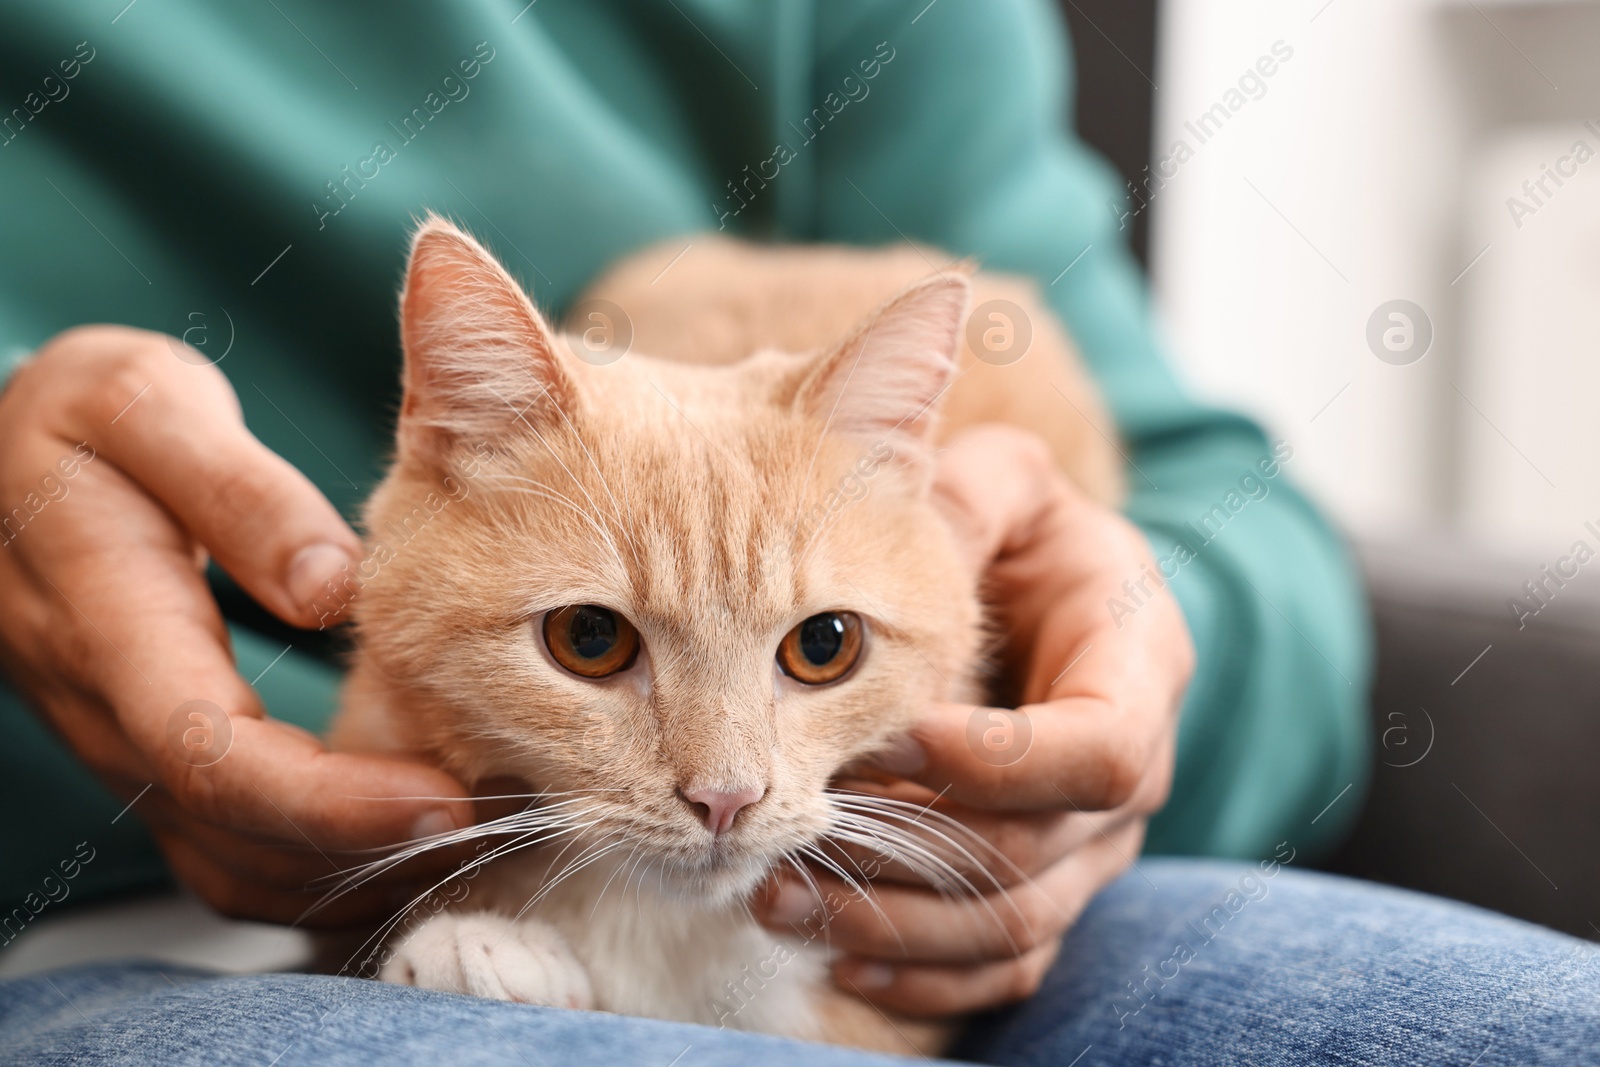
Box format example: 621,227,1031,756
757,424,1195,1016
0,325,473,926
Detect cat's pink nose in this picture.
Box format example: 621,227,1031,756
679,784,765,836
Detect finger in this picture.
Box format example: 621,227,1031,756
873,697,1165,812
868,586,1181,812
836,940,1062,1017
823,797,1137,889
139,798,484,893
760,832,1132,964
20,472,472,850
926,423,1192,706
150,809,354,892
52,332,361,628
156,830,411,929
170,715,474,851
827,777,1102,887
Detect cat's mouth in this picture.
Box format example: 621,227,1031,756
582,835,783,906
554,803,826,905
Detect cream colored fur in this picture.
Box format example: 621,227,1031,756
328,218,1120,1056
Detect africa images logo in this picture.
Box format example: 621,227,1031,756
312,42,497,230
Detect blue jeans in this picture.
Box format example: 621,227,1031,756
3,861,1596,1066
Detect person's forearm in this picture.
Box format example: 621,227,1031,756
1127,428,1372,858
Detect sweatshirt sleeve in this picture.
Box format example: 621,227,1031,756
807,0,1372,858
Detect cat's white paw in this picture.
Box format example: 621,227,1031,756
381,912,594,1009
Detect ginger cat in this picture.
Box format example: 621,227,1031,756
326,217,1120,1055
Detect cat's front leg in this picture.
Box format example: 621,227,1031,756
381,911,594,1010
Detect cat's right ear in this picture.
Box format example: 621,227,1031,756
796,272,970,450
398,214,573,464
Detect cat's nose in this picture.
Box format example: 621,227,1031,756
678,784,765,836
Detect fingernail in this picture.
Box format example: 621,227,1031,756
287,543,353,614
845,962,895,989
410,808,459,841
765,880,822,926
869,733,926,776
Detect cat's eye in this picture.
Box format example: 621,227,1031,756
777,612,863,685
543,605,640,678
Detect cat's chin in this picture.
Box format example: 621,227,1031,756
636,845,780,908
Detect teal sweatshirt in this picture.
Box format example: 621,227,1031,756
0,0,1370,916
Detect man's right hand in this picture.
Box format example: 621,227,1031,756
0,325,473,926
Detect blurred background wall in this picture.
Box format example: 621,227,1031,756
1151,0,1600,556
1065,0,1600,559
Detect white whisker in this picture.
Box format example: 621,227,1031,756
830,792,1033,895
797,843,903,952
819,790,1033,955
511,839,626,924
332,819,590,976
590,843,640,920
306,797,607,923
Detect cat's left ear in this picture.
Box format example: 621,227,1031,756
398,214,573,464
797,272,970,448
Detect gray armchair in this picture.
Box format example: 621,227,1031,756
1321,537,1600,939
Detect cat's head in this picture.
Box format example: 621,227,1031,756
353,217,982,904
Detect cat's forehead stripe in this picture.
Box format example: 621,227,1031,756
564,428,810,626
